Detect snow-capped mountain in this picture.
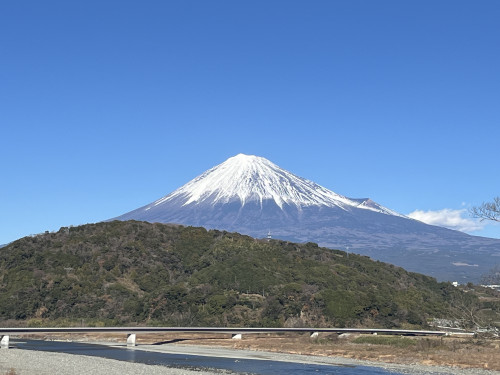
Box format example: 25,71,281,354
139,154,403,216
114,154,500,283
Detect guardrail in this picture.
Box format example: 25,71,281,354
0,327,449,349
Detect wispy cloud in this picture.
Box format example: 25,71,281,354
407,208,484,233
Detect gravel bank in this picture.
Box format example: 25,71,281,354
0,348,227,375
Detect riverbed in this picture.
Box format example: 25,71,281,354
1,339,499,375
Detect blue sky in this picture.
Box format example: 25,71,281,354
1,1,499,245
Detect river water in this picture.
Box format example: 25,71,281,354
13,339,414,374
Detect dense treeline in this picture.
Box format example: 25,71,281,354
0,221,465,328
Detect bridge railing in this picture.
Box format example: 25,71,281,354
0,327,451,349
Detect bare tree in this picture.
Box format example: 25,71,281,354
450,291,485,331
481,264,500,285
472,197,500,287
470,197,500,222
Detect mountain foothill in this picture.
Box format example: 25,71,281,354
0,221,483,329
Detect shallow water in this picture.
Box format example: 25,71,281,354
14,339,411,374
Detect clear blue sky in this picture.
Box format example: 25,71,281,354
1,1,499,244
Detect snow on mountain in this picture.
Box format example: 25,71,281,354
146,153,405,217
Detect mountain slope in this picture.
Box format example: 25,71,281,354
0,221,463,328
114,154,500,282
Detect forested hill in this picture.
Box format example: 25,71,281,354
0,221,463,328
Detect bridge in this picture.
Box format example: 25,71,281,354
0,327,449,349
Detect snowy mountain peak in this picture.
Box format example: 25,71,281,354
147,154,404,217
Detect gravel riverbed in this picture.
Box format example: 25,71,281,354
1,343,499,375
0,348,229,375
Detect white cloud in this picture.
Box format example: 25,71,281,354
407,208,484,233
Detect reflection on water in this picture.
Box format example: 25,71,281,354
14,339,408,374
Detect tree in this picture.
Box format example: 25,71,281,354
481,264,500,285
470,197,500,222
471,197,500,289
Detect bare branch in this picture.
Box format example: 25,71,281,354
469,197,500,222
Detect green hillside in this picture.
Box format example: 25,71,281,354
0,220,466,328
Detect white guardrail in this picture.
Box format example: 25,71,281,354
0,327,453,349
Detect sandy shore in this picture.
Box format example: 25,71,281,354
1,341,499,375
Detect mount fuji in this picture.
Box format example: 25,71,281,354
114,154,500,282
